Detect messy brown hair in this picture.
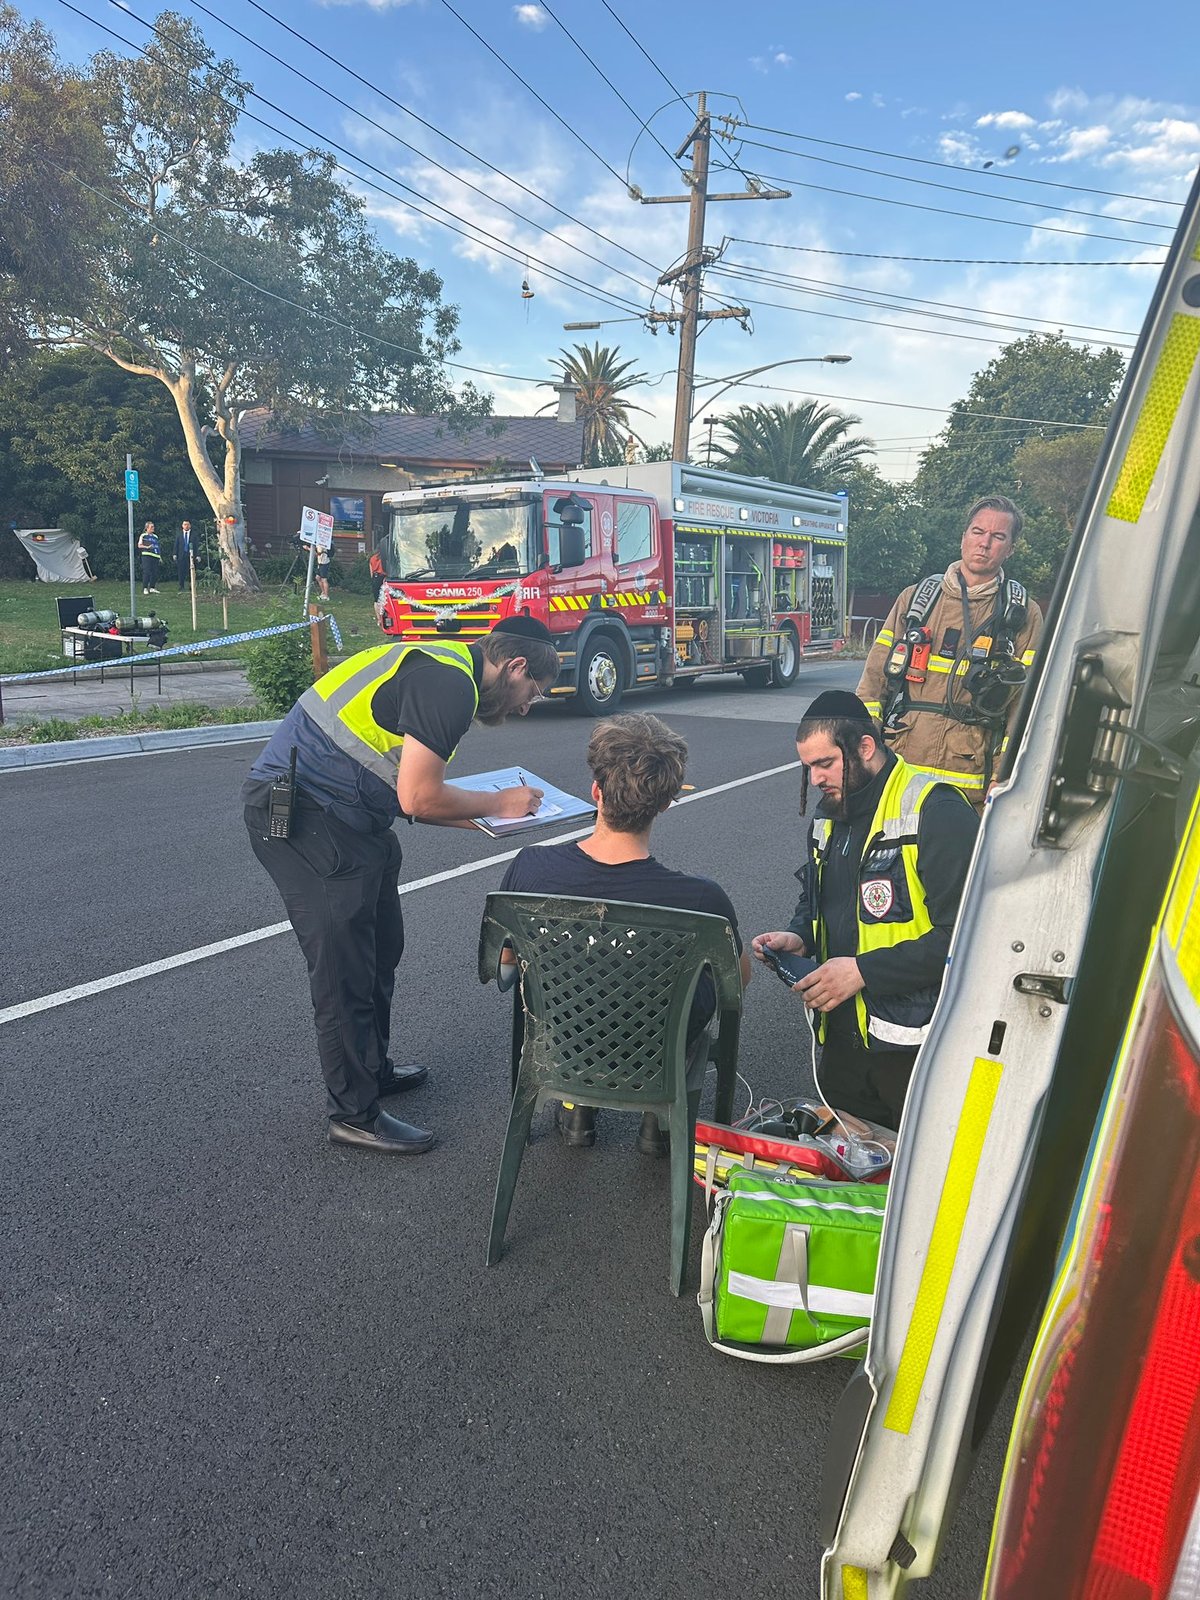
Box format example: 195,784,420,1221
587,713,687,833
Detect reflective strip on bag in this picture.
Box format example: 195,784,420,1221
728,1270,875,1321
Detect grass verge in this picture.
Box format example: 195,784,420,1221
0,702,270,746
0,578,380,675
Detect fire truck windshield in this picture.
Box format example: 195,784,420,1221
384,497,541,581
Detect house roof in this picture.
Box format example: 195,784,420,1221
239,408,583,468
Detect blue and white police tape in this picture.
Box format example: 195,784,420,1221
0,610,344,685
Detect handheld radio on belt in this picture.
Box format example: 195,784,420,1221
267,746,297,840
882,574,1028,735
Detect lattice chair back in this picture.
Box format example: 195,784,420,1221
479,893,744,1294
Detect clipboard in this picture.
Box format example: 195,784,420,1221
445,766,596,838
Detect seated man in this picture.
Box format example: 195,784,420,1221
497,712,751,1152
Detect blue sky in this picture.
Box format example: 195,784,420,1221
20,0,1199,477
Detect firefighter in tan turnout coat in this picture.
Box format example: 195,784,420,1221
857,495,1043,809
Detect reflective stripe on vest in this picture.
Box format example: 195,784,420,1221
811,761,944,1052
297,640,478,787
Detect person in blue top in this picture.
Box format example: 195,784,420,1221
137,521,161,593
498,712,751,1153
242,616,559,1157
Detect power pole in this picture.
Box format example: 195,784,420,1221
638,93,789,461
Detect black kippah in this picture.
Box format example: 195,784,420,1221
490,616,555,645
802,689,875,723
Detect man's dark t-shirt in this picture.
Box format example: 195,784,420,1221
499,842,743,1041
244,645,482,831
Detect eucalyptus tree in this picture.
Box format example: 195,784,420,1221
1,8,481,590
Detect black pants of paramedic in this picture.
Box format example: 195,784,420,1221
817,1035,916,1132
244,785,403,1124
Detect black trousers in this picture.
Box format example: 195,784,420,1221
244,789,404,1123
815,1033,916,1132
177,557,189,589
140,556,159,587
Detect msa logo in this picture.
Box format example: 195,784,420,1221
860,879,895,918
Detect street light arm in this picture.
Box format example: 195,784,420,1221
689,355,850,423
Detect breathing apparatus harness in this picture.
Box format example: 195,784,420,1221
881,569,1029,785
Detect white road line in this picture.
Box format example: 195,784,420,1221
0,759,800,1028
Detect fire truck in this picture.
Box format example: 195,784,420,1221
377,461,847,713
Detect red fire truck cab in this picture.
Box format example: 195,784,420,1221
378,460,847,714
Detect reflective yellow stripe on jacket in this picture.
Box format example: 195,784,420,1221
813,760,944,1050
298,639,477,787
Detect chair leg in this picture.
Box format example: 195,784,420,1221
667,1096,697,1296
487,1084,539,1267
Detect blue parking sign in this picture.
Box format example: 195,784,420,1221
125,469,140,502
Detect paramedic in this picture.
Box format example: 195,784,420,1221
242,617,559,1156
752,690,977,1130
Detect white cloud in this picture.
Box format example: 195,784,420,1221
871,93,885,109
315,0,416,9
774,51,793,67
975,110,1036,131
845,91,862,102
513,4,549,28
1048,87,1090,115
1049,125,1113,161
1116,117,1200,173
938,131,979,164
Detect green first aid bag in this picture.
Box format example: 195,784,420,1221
698,1169,887,1363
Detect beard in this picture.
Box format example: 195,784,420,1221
474,680,519,727
825,743,873,819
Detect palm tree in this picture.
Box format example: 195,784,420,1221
713,400,874,489
541,343,652,466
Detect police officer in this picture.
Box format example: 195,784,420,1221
857,495,1044,809
242,617,559,1155
752,691,977,1130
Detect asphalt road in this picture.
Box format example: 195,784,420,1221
1,664,1012,1600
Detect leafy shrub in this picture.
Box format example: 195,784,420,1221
243,616,312,714
335,554,374,595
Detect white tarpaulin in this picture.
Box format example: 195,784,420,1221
14,528,95,583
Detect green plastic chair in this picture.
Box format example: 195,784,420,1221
478,892,744,1296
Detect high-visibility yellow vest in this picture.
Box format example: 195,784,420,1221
811,758,948,1051
297,639,477,788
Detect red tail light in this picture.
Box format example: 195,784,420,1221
985,973,1200,1600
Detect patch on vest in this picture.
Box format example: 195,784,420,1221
861,878,895,919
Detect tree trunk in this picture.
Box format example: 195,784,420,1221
168,364,261,592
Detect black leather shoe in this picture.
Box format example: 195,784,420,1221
328,1111,435,1154
556,1102,597,1147
377,1060,428,1095
637,1110,670,1156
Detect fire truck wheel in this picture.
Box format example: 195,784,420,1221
574,635,625,715
771,623,800,686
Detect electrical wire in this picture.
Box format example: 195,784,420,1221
732,117,1186,211
232,0,669,283
534,0,683,172
700,282,1137,352
60,0,646,320
710,262,1139,341
738,166,1169,248
174,0,666,301
435,0,630,191
722,131,1178,233
691,375,1109,430
28,150,563,386
717,259,1139,338
726,236,1162,269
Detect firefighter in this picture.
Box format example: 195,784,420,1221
752,691,978,1130
857,495,1044,808
241,617,559,1156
